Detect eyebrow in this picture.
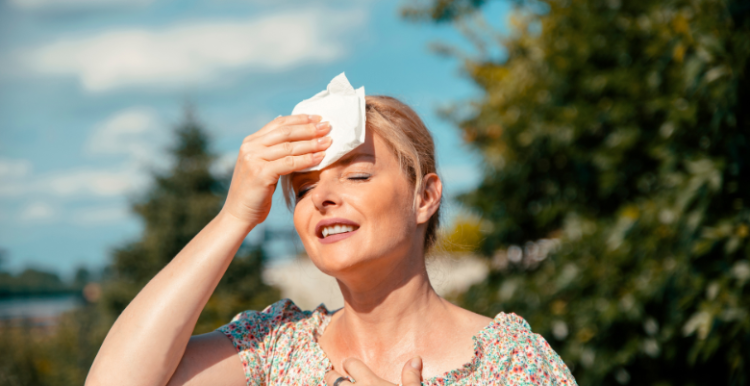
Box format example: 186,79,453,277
338,153,375,165
291,153,375,185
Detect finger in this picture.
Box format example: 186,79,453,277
260,121,330,147
266,151,326,177
342,357,379,382
400,357,423,386
253,114,321,138
324,369,354,386
259,136,332,161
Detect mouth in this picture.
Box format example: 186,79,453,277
315,218,360,243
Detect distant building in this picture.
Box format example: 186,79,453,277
263,254,488,311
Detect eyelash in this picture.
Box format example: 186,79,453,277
296,174,371,200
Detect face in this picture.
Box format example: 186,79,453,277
291,130,421,278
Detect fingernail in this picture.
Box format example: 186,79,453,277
410,356,422,369
316,121,329,130
317,136,331,144
315,151,326,159
308,114,322,122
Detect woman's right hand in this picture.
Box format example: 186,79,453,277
220,114,331,230
324,357,423,386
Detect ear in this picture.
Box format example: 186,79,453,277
416,173,442,225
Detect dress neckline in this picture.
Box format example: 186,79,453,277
306,304,504,385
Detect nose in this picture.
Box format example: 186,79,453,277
309,173,341,213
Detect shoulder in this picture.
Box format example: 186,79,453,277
215,299,332,385
218,299,330,351
478,312,577,385
493,312,534,337
443,299,494,335
226,298,321,326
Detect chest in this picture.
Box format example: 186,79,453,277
317,333,478,383
264,347,484,386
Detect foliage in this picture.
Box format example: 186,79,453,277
0,305,110,386
402,0,493,22
0,268,84,297
406,0,750,384
101,108,279,334
435,215,486,253
0,108,279,385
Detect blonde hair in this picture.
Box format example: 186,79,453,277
282,95,441,250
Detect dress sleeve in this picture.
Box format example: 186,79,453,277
528,331,577,385
216,299,302,386
498,313,578,385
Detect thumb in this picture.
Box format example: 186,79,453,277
400,356,422,386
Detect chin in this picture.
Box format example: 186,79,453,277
304,243,376,278
300,224,414,278
310,253,366,277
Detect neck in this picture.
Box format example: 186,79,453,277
329,249,451,364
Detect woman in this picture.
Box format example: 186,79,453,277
86,96,576,386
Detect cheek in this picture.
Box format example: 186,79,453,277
360,181,416,239
292,203,313,241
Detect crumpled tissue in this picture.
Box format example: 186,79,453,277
291,72,366,171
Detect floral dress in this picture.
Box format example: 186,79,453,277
217,299,577,385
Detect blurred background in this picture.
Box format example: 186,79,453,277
0,0,748,385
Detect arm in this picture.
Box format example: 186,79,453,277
86,212,249,386
85,114,331,386
166,331,244,386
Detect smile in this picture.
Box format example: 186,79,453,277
322,224,357,238
315,218,360,244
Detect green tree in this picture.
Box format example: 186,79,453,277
102,107,279,333
405,0,749,384
0,268,70,296
0,107,279,386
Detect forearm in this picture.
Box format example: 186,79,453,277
87,211,253,386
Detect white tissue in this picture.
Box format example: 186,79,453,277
291,72,366,171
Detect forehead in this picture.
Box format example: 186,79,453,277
336,129,378,165
291,129,387,182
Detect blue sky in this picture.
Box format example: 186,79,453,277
0,0,510,277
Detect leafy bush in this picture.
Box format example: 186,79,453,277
405,0,750,384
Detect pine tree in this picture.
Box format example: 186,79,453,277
0,108,279,386
405,0,749,384
102,106,279,333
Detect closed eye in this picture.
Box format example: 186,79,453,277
348,174,371,181
296,185,315,200
296,175,370,201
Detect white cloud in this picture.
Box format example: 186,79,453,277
16,201,130,225
0,158,33,179
20,202,57,222
0,158,35,196
0,107,169,199
23,9,363,92
86,107,163,161
71,205,129,225
10,0,154,10
0,166,147,198
45,167,146,196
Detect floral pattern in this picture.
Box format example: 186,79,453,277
218,299,577,385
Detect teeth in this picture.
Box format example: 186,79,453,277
321,224,356,238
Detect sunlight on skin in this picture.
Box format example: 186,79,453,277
291,130,492,383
